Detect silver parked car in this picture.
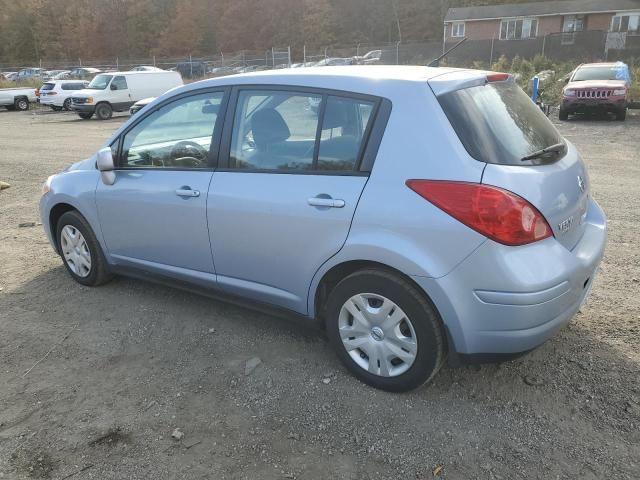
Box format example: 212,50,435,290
39,66,607,391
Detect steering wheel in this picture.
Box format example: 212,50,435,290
170,141,208,167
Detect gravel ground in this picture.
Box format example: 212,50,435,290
0,108,639,480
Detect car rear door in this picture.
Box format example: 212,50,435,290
207,87,384,313
95,89,227,282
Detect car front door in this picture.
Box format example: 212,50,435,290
208,88,380,313
109,75,132,110
96,89,227,282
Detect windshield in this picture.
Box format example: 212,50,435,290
572,66,626,81
438,82,565,165
87,74,113,90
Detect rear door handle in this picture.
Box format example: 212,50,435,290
175,187,200,198
307,196,345,208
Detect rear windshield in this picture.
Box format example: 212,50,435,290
438,82,565,165
41,83,55,91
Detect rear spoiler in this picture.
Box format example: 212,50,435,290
429,70,514,97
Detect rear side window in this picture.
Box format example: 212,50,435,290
229,89,376,172
438,82,564,165
41,83,55,91
61,82,86,91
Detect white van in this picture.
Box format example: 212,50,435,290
70,71,183,120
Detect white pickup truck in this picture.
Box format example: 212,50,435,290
0,87,37,111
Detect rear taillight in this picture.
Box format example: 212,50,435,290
406,180,552,246
48,91,57,95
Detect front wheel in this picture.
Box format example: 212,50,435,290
325,269,446,392
56,210,112,287
559,107,569,121
95,102,113,120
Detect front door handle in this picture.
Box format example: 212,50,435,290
175,186,200,198
307,196,345,208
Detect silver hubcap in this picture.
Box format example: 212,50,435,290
338,293,418,377
60,225,91,277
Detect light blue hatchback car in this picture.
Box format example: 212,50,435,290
40,66,607,391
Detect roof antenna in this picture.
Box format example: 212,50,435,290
427,38,468,67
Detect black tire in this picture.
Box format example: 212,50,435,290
559,107,569,121
95,102,113,120
15,97,29,111
616,107,627,121
51,106,63,112
63,98,72,111
325,269,446,392
56,210,112,287
78,112,93,120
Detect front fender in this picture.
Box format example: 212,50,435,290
39,170,104,254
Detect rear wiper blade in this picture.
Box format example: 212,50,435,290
521,143,565,161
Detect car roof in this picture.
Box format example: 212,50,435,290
181,65,469,96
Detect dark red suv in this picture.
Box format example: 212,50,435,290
560,62,631,121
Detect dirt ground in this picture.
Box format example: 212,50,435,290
0,107,639,480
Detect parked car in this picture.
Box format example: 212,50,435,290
0,71,17,81
129,97,155,115
69,67,102,79
176,61,208,78
0,86,36,110
51,71,71,80
39,80,90,111
314,57,354,67
70,70,183,120
353,50,383,65
130,66,164,72
16,68,46,81
43,70,70,80
560,62,631,121
40,66,607,392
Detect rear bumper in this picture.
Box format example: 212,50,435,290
414,197,607,356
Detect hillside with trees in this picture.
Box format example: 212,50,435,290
0,0,558,64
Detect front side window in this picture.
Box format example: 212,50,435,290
120,91,224,169
499,18,537,40
229,90,376,172
452,22,465,37
111,76,127,90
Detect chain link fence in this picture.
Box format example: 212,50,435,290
2,33,638,80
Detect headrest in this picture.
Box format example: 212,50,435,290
251,108,290,148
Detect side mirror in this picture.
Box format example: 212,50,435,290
97,147,116,185
564,77,570,84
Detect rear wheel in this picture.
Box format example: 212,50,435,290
15,97,29,111
616,107,627,121
63,98,72,111
78,112,93,120
56,211,112,287
559,107,569,121
325,269,446,392
95,102,113,120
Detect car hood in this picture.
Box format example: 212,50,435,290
567,79,627,89
66,155,97,172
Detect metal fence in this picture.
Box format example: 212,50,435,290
1,33,638,77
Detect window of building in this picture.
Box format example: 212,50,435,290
611,13,640,33
563,15,585,33
499,17,538,40
451,22,465,37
